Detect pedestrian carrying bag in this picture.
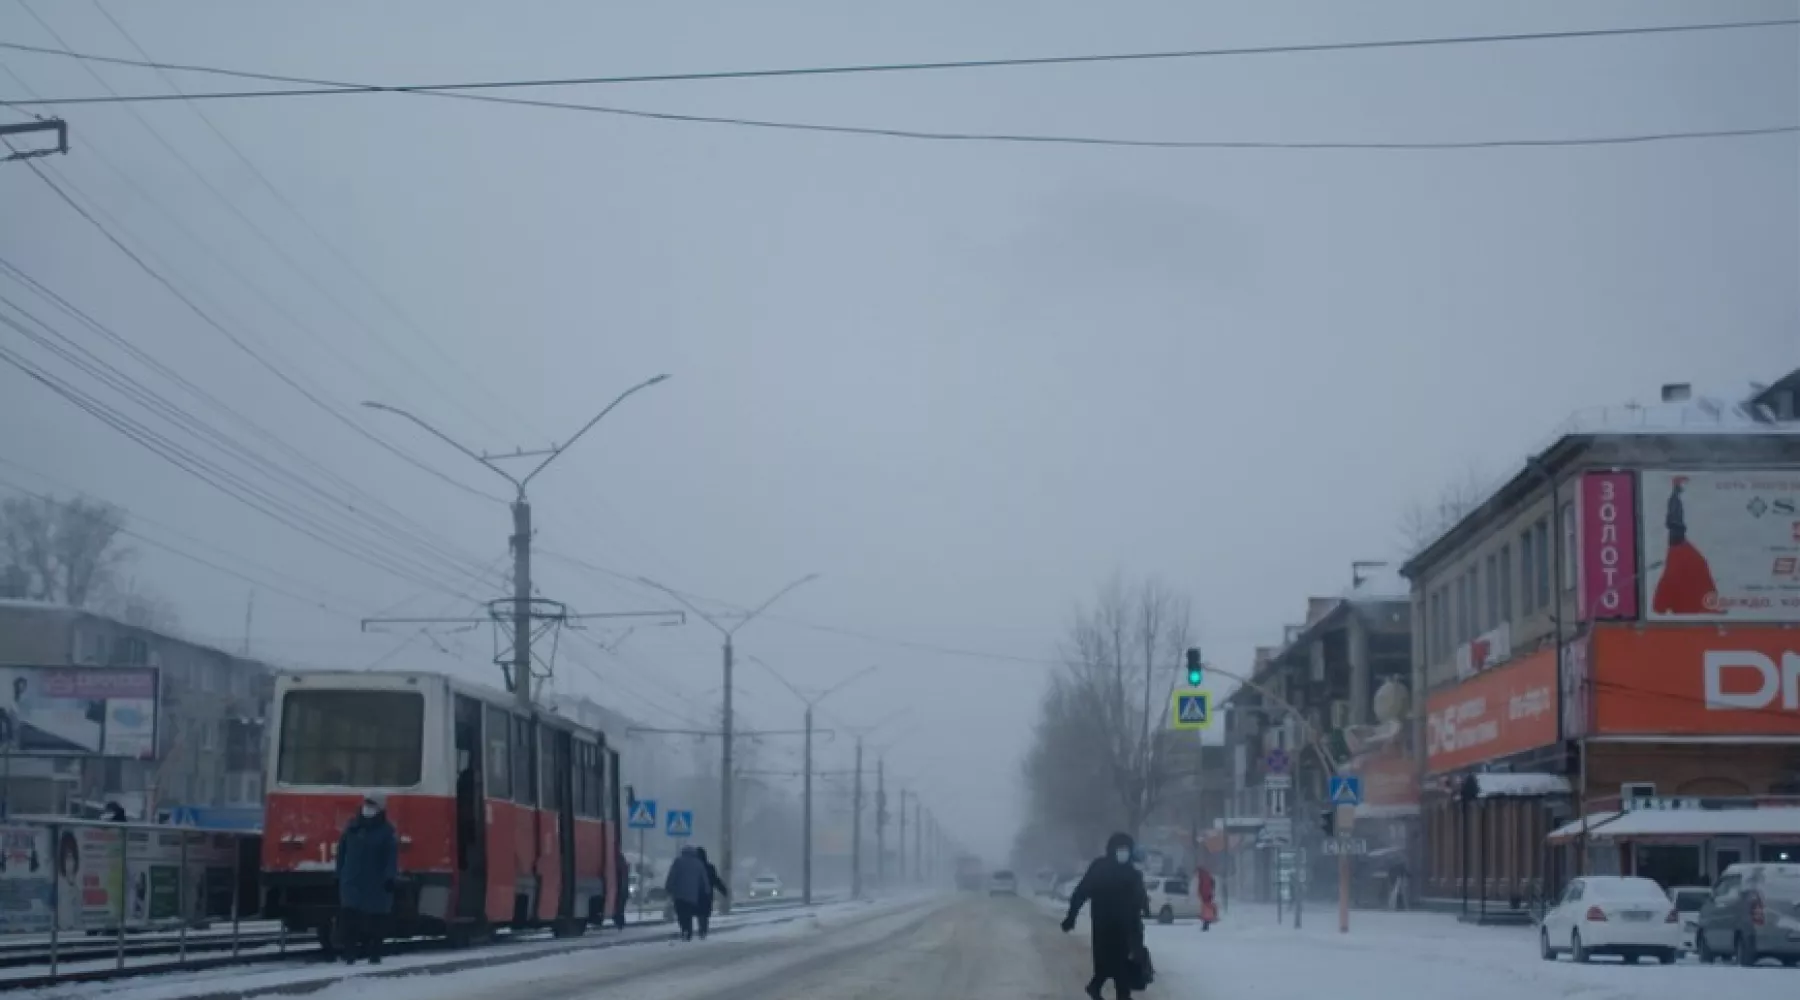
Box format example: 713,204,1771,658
1129,944,1155,991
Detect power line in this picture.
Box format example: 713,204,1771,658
2,17,1792,105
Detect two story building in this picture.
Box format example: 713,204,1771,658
1403,372,1800,914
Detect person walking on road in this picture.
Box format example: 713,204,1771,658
694,847,729,939
664,845,707,941
1196,864,1218,931
336,791,399,965
1061,831,1149,1000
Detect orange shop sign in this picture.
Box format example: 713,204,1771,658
1425,648,1558,774
1590,626,1800,736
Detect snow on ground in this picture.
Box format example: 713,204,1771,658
1149,903,1796,1000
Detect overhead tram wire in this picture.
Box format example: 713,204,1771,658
3,16,1793,105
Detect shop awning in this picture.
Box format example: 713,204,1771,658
1475,773,1570,798
1549,807,1800,843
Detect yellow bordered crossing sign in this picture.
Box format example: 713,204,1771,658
1171,689,1212,730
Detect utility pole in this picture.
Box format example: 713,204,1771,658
876,758,887,889
362,375,673,707
851,738,864,899
914,798,922,882
241,590,255,657
898,789,908,883
802,703,813,905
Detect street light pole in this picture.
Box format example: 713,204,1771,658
637,573,820,912
363,374,669,707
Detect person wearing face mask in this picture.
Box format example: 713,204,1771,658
335,792,399,965
1061,832,1150,1000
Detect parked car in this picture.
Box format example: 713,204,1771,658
1695,863,1800,967
1147,876,1201,924
748,874,784,900
1667,885,1711,954
1539,875,1680,964
988,870,1018,896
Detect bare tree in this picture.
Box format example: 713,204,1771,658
1397,465,1491,556
1020,575,1194,856
0,495,130,607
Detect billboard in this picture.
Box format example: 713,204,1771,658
1579,471,1639,621
1641,470,1800,621
1590,625,1800,737
0,825,53,933
1425,647,1557,774
0,666,157,758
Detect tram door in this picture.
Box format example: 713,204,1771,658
552,729,577,917
453,695,486,920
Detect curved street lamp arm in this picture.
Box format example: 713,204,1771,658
744,654,807,704
361,400,520,493
732,572,822,636
521,374,671,488
635,576,727,636
816,664,879,706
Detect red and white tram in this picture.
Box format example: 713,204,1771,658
260,670,621,945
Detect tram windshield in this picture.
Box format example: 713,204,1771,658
276,689,424,788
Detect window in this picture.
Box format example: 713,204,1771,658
484,705,511,799
575,740,594,818
1484,554,1499,630
1454,574,1468,646
1498,544,1512,623
1519,530,1535,614
1426,591,1439,664
276,690,424,787
511,715,535,807
1534,518,1551,609
1561,500,1576,591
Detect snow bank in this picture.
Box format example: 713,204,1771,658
1148,903,1793,1000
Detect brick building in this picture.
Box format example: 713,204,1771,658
1403,372,1800,915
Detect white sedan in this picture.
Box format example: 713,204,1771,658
748,875,784,900
1539,875,1681,964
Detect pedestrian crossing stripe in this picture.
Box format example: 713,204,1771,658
628,799,657,829
1171,689,1212,730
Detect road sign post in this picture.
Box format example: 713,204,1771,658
627,797,657,922
1326,776,1361,935
1171,690,1212,731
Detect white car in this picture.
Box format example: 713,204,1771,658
748,875,783,900
988,870,1018,895
1667,885,1711,953
1539,875,1681,964
1147,876,1202,924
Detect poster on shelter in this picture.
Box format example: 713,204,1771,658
0,825,53,933
0,667,157,759
53,824,124,931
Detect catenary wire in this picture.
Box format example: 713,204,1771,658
1,17,1792,104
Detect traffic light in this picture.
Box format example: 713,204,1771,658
1320,807,1336,837
1185,647,1203,687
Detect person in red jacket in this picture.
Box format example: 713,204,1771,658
1196,865,1217,930
1652,476,1719,615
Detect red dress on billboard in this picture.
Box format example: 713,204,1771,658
1651,478,1718,615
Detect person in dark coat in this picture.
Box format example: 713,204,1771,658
1062,832,1149,1000
664,845,707,940
693,847,729,939
612,849,630,929
335,791,399,964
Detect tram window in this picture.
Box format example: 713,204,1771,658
484,705,511,799
576,741,593,817
584,742,600,818
512,715,535,807
277,690,423,787
605,750,619,822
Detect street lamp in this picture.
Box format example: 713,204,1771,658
636,572,819,910
361,373,670,708
748,658,876,904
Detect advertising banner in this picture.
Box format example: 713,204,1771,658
1425,647,1558,774
0,826,53,934
1590,625,1800,737
0,666,157,758
53,824,123,931
1580,471,1639,620
1641,470,1800,621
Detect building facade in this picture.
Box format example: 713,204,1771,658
1403,373,1800,915
0,601,272,820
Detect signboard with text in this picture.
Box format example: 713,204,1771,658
1425,647,1557,775
1580,471,1640,621
1590,624,1800,737
1641,470,1800,622
0,666,158,758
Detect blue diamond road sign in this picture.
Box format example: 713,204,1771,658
1328,775,1363,807
628,798,657,829
666,809,694,838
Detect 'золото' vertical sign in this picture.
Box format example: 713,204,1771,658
1580,471,1639,621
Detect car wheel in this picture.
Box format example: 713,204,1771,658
1658,949,1676,966
1572,931,1590,964
1158,906,1174,925
1539,928,1555,961
1736,933,1757,968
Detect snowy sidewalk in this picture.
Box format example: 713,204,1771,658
1148,904,1795,1000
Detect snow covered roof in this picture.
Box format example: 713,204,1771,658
1342,565,1409,602
1475,773,1570,798
1535,384,1798,444
1549,807,1800,843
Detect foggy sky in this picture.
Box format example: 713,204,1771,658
1,0,1795,860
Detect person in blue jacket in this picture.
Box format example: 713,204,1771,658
336,791,399,964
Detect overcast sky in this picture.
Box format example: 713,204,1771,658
1,0,1795,859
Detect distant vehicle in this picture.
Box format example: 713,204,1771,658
749,875,784,900
1539,875,1680,964
955,855,983,891
1667,886,1710,953
1695,863,1800,967
988,870,1018,896
1147,877,1200,924
1034,869,1058,897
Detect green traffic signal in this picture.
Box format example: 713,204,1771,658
1184,647,1203,686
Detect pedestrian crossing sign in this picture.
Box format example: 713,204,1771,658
666,809,694,838
628,799,657,829
1171,689,1212,731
